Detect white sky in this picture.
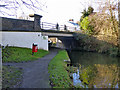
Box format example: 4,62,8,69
42,0,99,24
43,0,118,24
43,0,83,24
0,0,118,24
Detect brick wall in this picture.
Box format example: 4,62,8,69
1,17,34,31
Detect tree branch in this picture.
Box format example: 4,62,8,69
0,0,47,16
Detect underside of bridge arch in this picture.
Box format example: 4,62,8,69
48,36,79,50
58,36,79,50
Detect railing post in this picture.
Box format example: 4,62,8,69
64,25,67,31
42,22,44,29
29,14,43,31
56,23,59,31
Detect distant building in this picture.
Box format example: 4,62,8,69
18,13,34,21
63,19,80,32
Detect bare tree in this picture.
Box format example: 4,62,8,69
95,0,118,36
88,0,118,44
0,0,47,17
118,1,120,55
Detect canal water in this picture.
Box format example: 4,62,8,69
67,50,120,88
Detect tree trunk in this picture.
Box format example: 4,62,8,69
118,1,120,56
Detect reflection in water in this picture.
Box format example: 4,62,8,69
73,69,85,88
67,50,120,88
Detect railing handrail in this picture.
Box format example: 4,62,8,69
42,22,56,25
41,21,79,31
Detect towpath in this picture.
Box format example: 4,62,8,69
3,48,58,88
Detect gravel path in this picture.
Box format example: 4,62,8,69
3,48,58,88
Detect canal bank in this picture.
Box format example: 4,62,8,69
2,46,120,88
48,50,73,88
48,48,120,88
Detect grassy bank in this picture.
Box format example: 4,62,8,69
2,46,49,88
48,50,73,88
2,66,23,88
2,46,49,63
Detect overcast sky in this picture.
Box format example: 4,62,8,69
42,0,99,24
43,0,118,24
0,0,118,24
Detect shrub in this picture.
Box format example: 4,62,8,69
80,17,94,35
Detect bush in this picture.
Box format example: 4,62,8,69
109,47,118,57
74,33,119,56
80,17,94,35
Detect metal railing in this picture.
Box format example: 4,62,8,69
41,22,78,31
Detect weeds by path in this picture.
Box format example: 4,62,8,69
2,66,23,88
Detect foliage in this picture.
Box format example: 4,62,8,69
48,50,73,88
2,66,23,88
80,17,93,35
88,0,118,46
2,46,49,63
77,0,119,56
80,9,88,22
80,6,94,22
89,12,118,36
80,6,94,35
74,33,119,56
87,6,94,15
109,47,118,57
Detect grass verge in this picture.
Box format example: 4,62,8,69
2,46,49,63
48,50,73,88
2,65,23,88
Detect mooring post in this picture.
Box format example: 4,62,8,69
29,14,43,31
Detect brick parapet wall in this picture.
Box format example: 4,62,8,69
0,17,34,31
